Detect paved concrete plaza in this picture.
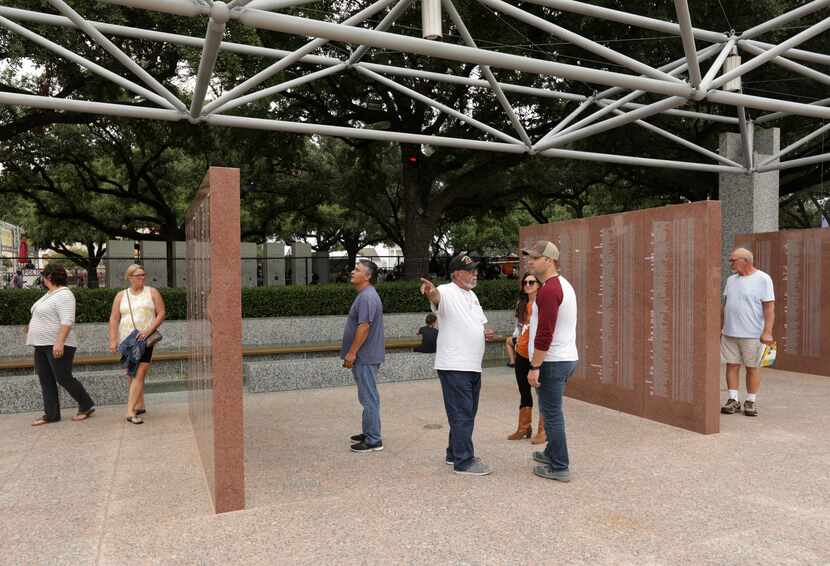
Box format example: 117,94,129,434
1,367,828,565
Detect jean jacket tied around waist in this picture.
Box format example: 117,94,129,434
117,329,146,377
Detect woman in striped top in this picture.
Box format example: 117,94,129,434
26,264,96,426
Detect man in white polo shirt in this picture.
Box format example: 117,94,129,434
420,253,495,476
721,247,775,417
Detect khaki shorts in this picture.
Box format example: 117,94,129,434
721,335,764,367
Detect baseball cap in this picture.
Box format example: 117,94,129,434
521,240,560,260
448,253,479,273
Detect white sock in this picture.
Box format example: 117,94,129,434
728,389,739,401
746,393,757,402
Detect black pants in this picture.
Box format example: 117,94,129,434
34,346,95,421
514,354,533,408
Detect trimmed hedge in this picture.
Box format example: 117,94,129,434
0,280,518,325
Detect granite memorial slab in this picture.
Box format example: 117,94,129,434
185,167,245,513
736,228,830,377
519,201,721,434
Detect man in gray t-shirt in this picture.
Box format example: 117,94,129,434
341,260,385,453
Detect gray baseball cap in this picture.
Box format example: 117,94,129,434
521,240,560,260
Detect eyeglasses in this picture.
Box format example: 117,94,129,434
523,280,539,286
728,258,743,263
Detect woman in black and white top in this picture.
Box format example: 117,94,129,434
26,264,96,426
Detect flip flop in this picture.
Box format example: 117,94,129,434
31,415,53,426
135,409,146,416
72,407,96,422
126,416,144,425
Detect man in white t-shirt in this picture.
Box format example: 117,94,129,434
420,253,495,476
721,247,775,417
523,240,579,483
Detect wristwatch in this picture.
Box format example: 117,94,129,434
531,365,541,371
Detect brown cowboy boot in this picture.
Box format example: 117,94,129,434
507,407,533,440
530,413,546,444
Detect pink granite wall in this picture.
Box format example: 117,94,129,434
185,167,245,513
519,201,721,434
735,228,830,377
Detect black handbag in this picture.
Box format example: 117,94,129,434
125,288,163,348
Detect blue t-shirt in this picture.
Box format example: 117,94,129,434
340,286,385,365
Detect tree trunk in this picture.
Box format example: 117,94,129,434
344,240,360,272
85,243,105,289
166,238,176,288
85,256,101,288
339,228,365,273
399,144,439,280
402,218,437,279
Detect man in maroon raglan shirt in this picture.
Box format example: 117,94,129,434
522,240,579,482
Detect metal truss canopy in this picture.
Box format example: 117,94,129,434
1,0,829,175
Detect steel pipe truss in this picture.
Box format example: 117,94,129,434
1,0,829,175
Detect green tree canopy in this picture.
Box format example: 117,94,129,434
2,0,828,281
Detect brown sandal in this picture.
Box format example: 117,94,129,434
32,415,53,426
72,407,96,422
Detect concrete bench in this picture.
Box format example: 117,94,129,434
0,338,506,414
0,338,433,371
0,353,439,414
245,351,438,393
0,370,129,415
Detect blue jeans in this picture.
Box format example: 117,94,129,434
538,361,578,472
352,363,381,445
437,370,481,471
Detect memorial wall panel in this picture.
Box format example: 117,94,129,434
520,201,721,434
736,229,830,377
185,167,245,513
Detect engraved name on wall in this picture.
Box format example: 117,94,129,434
557,227,589,381
597,222,636,390
782,236,822,357
648,218,695,403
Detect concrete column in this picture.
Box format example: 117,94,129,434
241,242,258,288
312,251,330,284
140,241,167,288
290,242,312,285
719,127,780,281
262,242,285,286
105,240,136,288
